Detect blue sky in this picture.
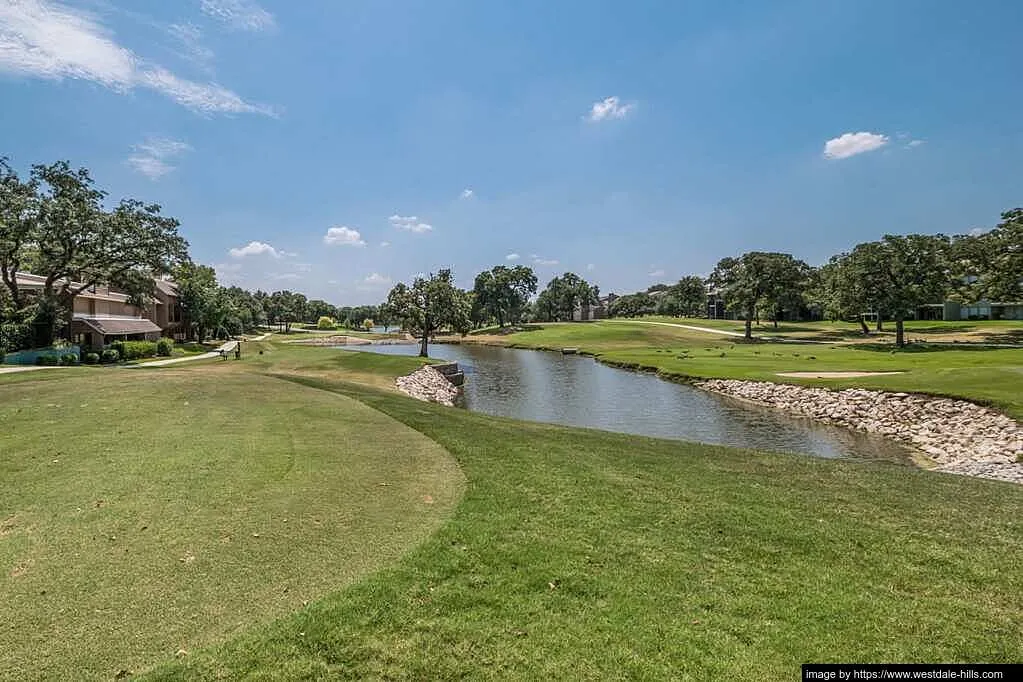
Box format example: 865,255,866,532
1,0,1020,304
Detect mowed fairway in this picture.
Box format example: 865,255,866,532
0,370,464,680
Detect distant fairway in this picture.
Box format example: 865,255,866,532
0,370,464,680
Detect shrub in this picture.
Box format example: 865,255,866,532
100,348,120,364
156,338,174,357
60,353,78,366
83,352,100,365
110,340,157,360
37,354,60,366
317,316,335,330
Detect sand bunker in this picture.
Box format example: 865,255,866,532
776,371,906,379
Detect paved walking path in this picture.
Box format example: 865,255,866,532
131,351,221,367
0,365,58,375
623,319,825,343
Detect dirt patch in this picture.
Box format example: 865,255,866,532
776,371,906,378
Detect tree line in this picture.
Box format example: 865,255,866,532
386,209,1021,352
3,158,1019,355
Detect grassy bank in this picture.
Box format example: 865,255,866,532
3,341,1021,679
458,321,1023,419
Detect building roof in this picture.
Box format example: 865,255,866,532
75,316,162,336
154,279,179,297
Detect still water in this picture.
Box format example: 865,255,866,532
344,343,912,462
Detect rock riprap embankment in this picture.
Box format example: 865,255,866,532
695,379,1023,484
396,365,461,407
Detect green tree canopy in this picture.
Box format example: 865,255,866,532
386,269,470,356
472,265,538,327
533,272,599,322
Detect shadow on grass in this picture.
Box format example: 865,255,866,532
855,342,1007,353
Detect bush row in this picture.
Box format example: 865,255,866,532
34,353,79,366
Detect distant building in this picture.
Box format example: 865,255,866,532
572,294,616,322
917,300,1023,321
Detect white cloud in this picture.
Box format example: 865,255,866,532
363,273,392,286
648,269,665,278
167,22,214,71
586,263,595,271
269,272,301,281
907,139,925,148
357,272,393,291
533,256,559,266
460,188,474,199
380,241,390,248
327,279,339,285
822,132,889,160
229,240,281,258
968,227,987,237
126,136,192,179
587,96,634,122
505,253,520,261
200,0,275,32
0,0,270,116
389,214,433,233
323,226,366,246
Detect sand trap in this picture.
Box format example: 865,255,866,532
776,371,906,378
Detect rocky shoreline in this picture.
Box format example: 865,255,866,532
395,365,461,407
695,379,1023,484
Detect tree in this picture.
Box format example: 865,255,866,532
386,269,469,357
656,275,706,317
305,299,338,324
267,291,306,333
708,252,809,339
5,161,188,344
950,209,1022,304
0,158,39,312
534,272,599,322
173,263,221,341
836,235,951,346
609,292,656,318
362,318,375,331
758,254,812,328
472,265,538,327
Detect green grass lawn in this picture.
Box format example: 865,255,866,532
0,367,462,680
465,321,1023,419
2,341,1021,679
145,364,1022,680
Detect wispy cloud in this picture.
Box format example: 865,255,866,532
822,131,889,160
269,272,301,281
323,226,366,246
200,0,275,32
648,268,665,278
389,214,433,233
460,188,474,199
587,96,634,122
380,241,391,248
532,256,559,266
167,22,214,72
229,240,282,258
0,0,271,116
906,139,925,148
505,253,520,261
586,263,595,271
127,136,193,179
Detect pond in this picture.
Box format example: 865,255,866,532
342,342,913,462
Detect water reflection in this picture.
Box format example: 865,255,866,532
343,343,912,462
